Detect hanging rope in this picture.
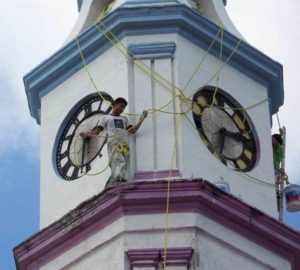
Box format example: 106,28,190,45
163,98,181,270
74,12,281,191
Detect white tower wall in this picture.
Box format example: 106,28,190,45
38,213,290,270
41,32,277,227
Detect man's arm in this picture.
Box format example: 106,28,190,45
127,110,148,134
80,126,104,138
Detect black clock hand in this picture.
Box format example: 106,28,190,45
220,128,244,142
220,132,226,154
81,137,88,173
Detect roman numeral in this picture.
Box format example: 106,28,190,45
61,161,72,177
98,99,103,111
86,163,91,173
73,118,80,126
58,151,68,160
64,134,72,141
84,103,92,116
105,106,112,114
216,95,225,107
71,166,79,179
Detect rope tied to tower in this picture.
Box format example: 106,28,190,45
73,12,292,269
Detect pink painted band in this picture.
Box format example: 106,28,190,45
13,179,300,270
127,248,193,268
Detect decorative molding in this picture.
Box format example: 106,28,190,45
133,169,180,180
14,180,300,270
122,0,181,8
127,248,194,269
24,5,283,124
128,42,176,60
127,249,160,268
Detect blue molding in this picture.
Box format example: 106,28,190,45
123,0,180,6
128,42,176,60
77,0,83,12
24,5,284,124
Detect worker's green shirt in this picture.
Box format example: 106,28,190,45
273,144,284,169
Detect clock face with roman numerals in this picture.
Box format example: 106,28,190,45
192,87,258,172
55,92,114,180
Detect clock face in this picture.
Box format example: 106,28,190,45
192,87,258,172
55,92,114,180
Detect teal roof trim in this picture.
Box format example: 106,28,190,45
77,0,83,11
128,42,176,60
24,4,284,124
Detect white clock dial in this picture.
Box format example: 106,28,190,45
55,92,114,180
192,87,258,172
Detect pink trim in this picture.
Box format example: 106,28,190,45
127,249,160,268
133,169,180,180
14,180,300,270
127,248,193,269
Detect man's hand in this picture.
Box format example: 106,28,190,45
141,110,148,120
127,110,148,134
79,127,102,138
80,132,88,139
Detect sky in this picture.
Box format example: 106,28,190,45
0,1,299,269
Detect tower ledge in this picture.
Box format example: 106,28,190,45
14,179,300,270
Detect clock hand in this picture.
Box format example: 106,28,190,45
81,137,88,173
220,132,226,155
220,128,244,142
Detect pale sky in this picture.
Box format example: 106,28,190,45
0,1,299,269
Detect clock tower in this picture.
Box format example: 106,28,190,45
25,0,282,227
15,1,300,270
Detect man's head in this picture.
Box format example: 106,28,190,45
272,134,283,147
112,97,127,116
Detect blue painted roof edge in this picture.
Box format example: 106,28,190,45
24,5,284,124
77,0,83,12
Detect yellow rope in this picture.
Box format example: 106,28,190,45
182,26,223,92
75,14,276,188
76,37,114,109
94,21,179,96
182,103,275,187
242,172,275,187
186,38,242,102
163,103,181,270
77,17,244,122
276,113,282,130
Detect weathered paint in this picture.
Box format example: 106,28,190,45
14,180,297,270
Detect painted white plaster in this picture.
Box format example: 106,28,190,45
193,0,245,40
40,43,130,227
133,59,156,171
66,0,192,44
132,57,178,173
174,35,277,217
65,0,104,44
39,213,290,270
66,0,243,44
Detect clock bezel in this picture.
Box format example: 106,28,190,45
53,92,114,181
192,86,259,172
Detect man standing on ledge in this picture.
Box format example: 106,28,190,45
80,97,148,188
